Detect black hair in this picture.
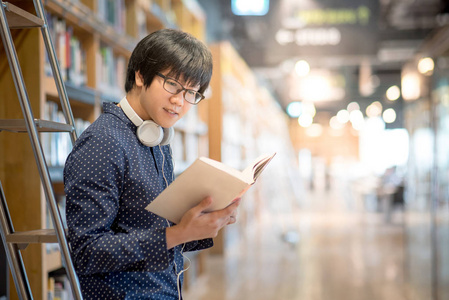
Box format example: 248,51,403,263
125,28,213,95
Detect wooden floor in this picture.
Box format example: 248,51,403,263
184,187,411,300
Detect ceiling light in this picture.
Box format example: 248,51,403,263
349,110,364,126
366,101,382,118
298,114,313,127
287,102,302,118
295,60,310,77
418,57,434,76
347,101,360,112
401,72,421,101
336,109,350,123
383,108,396,123
232,0,269,16
386,85,400,101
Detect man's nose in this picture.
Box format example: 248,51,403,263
169,90,185,106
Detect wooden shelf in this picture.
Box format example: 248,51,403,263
45,0,137,54
0,119,74,133
137,1,177,31
6,229,58,244
4,2,44,29
100,92,121,104
45,76,97,106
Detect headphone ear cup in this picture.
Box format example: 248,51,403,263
160,127,174,146
137,120,164,147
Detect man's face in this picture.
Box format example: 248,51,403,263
134,71,197,128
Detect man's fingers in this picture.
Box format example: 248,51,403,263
214,199,240,219
190,196,213,215
228,215,237,225
188,197,240,223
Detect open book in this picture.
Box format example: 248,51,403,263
145,152,276,224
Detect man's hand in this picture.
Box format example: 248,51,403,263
166,196,241,249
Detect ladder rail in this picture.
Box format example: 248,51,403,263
32,1,83,297
0,6,33,298
0,1,83,299
0,181,32,300
33,0,77,146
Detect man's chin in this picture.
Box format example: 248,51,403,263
160,120,177,129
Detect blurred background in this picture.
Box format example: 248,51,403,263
184,0,449,299
0,0,448,299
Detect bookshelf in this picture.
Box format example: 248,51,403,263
0,0,207,298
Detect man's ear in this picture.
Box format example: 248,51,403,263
135,71,144,87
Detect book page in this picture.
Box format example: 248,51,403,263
241,153,276,182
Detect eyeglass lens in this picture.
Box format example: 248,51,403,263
164,78,202,104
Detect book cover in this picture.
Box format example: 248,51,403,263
146,153,276,224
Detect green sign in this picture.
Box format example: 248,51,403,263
266,0,379,63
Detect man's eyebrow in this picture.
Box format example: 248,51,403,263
182,78,200,89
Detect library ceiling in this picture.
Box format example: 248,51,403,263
199,0,446,116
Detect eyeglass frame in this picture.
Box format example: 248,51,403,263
156,73,205,104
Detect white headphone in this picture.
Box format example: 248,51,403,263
119,97,174,147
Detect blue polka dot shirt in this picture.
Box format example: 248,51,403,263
64,102,213,299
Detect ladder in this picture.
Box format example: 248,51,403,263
0,1,82,299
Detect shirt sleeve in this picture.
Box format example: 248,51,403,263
184,239,214,252
64,132,172,275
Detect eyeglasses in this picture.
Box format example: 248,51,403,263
156,73,205,105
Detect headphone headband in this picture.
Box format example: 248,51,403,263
119,97,143,127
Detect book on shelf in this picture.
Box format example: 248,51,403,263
145,152,276,224
97,46,126,99
48,269,74,300
45,13,87,86
41,101,91,167
97,0,126,33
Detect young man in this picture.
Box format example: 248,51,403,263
64,28,239,299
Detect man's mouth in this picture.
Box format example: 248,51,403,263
164,108,179,116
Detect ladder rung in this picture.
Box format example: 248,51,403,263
6,229,58,244
0,119,74,132
3,2,44,29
